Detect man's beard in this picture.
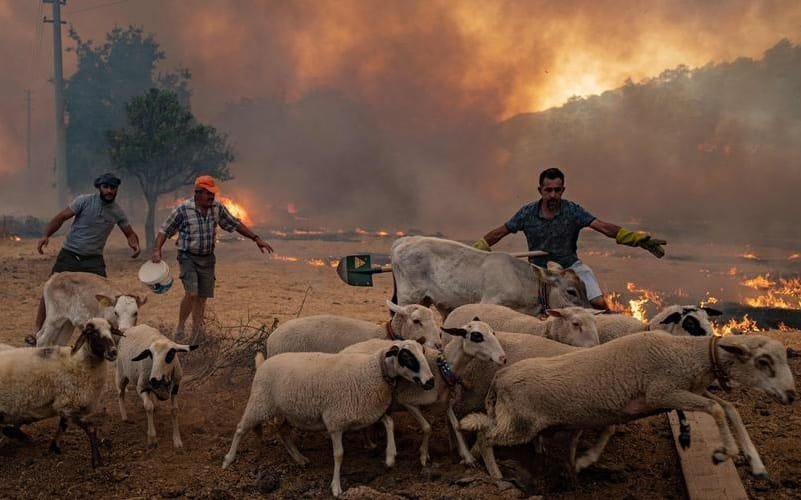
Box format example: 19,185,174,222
546,199,561,211
101,193,116,204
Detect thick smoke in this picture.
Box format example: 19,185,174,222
0,1,800,241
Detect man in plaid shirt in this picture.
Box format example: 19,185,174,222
151,175,273,340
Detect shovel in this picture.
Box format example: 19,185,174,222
336,250,548,286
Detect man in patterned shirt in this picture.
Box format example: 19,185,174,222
473,167,666,310
151,175,273,340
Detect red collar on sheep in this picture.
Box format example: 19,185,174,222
386,320,403,341
709,336,732,392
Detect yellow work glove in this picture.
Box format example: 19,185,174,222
615,228,666,258
472,238,491,252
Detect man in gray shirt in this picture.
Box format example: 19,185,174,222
32,173,141,336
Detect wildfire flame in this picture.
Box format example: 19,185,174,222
714,315,762,336
9,235,21,242
740,274,801,309
789,253,800,261
740,252,760,261
218,196,253,227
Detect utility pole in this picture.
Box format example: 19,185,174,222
44,0,68,208
26,90,32,182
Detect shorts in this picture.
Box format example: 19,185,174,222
569,260,603,301
51,248,107,277
178,251,216,298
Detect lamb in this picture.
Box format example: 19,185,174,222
116,324,198,449
33,271,146,347
0,318,119,467
222,339,435,498
445,304,602,347
265,300,442,357
340,319,507,466
594,305,722,343
462,333,797,480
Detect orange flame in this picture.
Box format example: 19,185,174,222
714,315,762,336
218,196,253,227
789,253,800,261
740,274,801,309
740,252,760,261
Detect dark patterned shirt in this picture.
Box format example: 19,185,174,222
160,198,240,256
505,199,595,268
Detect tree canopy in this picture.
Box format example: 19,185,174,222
107,88,234,248
65,25,190,193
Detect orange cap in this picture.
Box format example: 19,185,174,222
194,175,220,194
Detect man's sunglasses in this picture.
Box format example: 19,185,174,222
540,186,565,193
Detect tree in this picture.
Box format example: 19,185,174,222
65,26,190,194
107,89,234,249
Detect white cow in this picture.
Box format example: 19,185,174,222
390,236,590,318
34,272,145,347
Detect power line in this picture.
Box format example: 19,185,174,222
70,0,128,15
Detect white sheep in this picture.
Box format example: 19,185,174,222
0,343,14,351
341,319,507,466
116,324,198,449
33,271,146,347
445,304,602,347
462,333,797,480
222,339,435,498
265,300,442,357
0,318,119,467
594,305,722,343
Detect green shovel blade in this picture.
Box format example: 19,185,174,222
336,254,390,286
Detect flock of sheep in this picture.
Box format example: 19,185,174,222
0,237,798,498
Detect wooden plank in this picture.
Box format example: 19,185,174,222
668,411,748,500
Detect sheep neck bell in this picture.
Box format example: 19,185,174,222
709,335,732,392
435,355,462,386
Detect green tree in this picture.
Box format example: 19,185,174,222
107,89,234,249
65,26,190,193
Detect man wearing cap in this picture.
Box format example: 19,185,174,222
32,172,141,334
151,175,274,340
472,167,667,310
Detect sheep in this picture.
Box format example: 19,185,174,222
445,304,602,347
265,300,442,357
340,319,507,466
222,339,436,498
0,318,119,467
115,324,198,449
461,332,797,480
32,271,146,347
594,305,722,343
0,344,14,351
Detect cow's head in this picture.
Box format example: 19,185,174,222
95,294,146,332
533,262,590,309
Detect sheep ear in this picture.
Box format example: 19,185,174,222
386,300,405,316
135,295,148,307
95,294,114,307
385,345,400,357
545,309,564,318
660,312,682,325
472,316,481,321
701,307,723,317
110,327,124,337
174,344,199,352
719,342,752,361
71,332,88,355
132,349,152,361
441,327,467,338
415,336,427,345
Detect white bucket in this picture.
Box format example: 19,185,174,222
138,261,173,294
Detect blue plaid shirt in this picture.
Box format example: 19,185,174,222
160,198,240,256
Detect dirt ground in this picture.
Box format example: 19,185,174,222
0,234,799,499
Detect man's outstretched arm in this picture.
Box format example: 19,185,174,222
589,218,667,258
37,207,75,254
472,224,511,251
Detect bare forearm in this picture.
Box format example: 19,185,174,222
235,224,258,241
590,219,621,239
483,225,510,246
43,216,65,238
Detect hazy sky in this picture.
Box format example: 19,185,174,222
1,0,800,233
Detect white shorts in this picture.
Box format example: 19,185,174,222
569,260,603,301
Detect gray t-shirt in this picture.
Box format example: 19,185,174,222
505,199,595,268
62,193,129,256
